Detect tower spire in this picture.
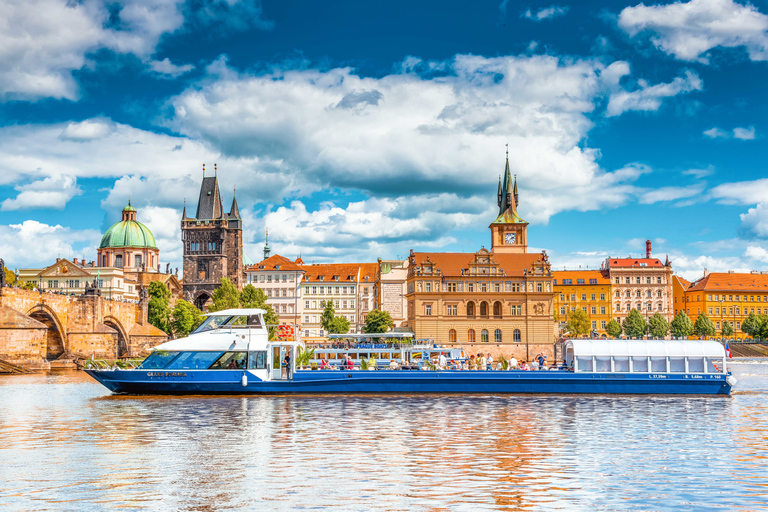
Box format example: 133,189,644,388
263,229,271,260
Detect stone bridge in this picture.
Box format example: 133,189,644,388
0,287,167,369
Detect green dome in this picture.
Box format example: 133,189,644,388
123,204,137,212
99,220,157,249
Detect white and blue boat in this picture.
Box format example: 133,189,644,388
85,309,736,395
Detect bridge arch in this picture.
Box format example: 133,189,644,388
194,291,212,312
26,304,67,361
103,316,129,358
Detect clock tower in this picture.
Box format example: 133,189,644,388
490,150,528,254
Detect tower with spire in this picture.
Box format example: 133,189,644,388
490,147,529,254
181,164,246,310
263,229,271,260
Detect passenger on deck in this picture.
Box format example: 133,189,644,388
468,355,476,370
347,356,355,370
227,359,239,369
389,359,399,370
536,353,547,369
509,356,518,370
519,361,529,371
369,355,377,370
486,353,494,371
530,359,539,370
438,352,447,369
462,359,469,370
478,353,487,371
320,359,330,369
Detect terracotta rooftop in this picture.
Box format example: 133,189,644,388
673,275,692,289
299,263,377,283
608,258,665,268
247,254,304,273
552,270,610,285
688,272,768,293
411,252,545,277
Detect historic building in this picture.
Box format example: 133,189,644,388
298,263,377,341
376,259,408,329
603,241,674,325
403,153,555,359
181,169,252,310
553,270,611,337
245,254,305,326
97,201,159,272
676,271,768,335
18,258,141,300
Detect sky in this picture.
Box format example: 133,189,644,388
1,0,768,281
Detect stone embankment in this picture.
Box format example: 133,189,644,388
730,344,768,357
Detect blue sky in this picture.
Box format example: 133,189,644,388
2,0,768,280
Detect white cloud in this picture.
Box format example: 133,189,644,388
523,5,569,21
683,166,714,178
149,58,195,77
710,178,768,205
739,202,768,238
618,0,768,63
704,126,756,139
704,127,729,138
59,119,114,141
745,245,768,262
0,220,102,269
638,184,705,204
138,206,183,270
605,70,702,116
1,174,82,211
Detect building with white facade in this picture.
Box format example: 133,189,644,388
244,254,305,326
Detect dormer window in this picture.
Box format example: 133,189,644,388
276,265,281,270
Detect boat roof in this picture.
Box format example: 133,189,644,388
564,339,725,358
203,308,266,317
327,333,415,339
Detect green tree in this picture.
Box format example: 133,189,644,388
741,312,761,337
209,277,240,312
321,300,336,331
4,268,16,286
328,315,351,334
605,318,622,338
721,320,734,337
147,281,171,333
622,309,648,338
170,300,203,338
20,281,35,291
238,284,279,340
757,315,768,340
648,312,669,339
565,308,590,337
363,309,394,334
693,312,716,338
670,310,694,338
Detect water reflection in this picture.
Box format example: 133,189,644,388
1,365,767,511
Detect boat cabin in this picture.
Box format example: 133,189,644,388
564,339,727,374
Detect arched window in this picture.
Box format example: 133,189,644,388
481,329,489,342
493,301,502,318
101,254,107,267
480,301,488,317
467,302,475,317
494,329,502,342
448,329,457,343
468,329,476,343
115,254,123,267
513,329,521,342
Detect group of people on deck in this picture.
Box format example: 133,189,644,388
312,352,556,371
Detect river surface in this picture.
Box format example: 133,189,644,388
1,363,768,511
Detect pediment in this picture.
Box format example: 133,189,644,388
41,260,92,278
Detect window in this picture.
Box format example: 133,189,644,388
481,283,488,292
467,302,475,317
138,351,180,369
319,286,324,294
447,305,458,315
591,321,597,330
657,277,662,284
591,294,596,301
563,279,573,285
468,329,476,342
494,283,500,292
468,283,474,292
591,306,596,314
494,329,502,342
709,307,713,315
304,300,309,309
481,329,489,342
571,294,576,301
447,283,457,292
537,283,543,292
615,291,620,298
560,307,566,315
600,307,606,314
626,291,631,298
343,300,348,309
581,294,587,301
615,277,620,284
312,286,317,294
448,329,457,342
209,352,247,370
425,304,432,315
601,320,606,329
626,277,630,284
513,329,521,342
512,305,522,315
335,300,340,308
426,282,432,292
636,277,641,284
589,279,597,285
560,294,565,300
312,301,317,309
577,279,585,284
115,255,123,267
636,290,642,298
167,351,224,370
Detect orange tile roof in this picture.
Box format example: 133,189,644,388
299,263,376,283
673,275,692,289
411,252,545,277
247,254,304,272
608,258,665,268
687,272,768,292
552,270,610,284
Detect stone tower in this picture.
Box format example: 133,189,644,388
182,167,243,310
490,150,529,254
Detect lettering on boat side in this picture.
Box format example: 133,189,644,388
649,374,667,379
147,372,188,378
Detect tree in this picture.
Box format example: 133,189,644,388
4,268,16,286
328,315,351,334
321,300,336,331
741,312,761,337
721,320,734,337
238,284,279,340
622,309,647,338
363,309,394,334
565,308,590,337
757,315,768,340
209,278,240,312
648,313,669,339
670,310,694,338
605,319,622,338
170,300,203,338
147,281,171,333
20,281,36,291
693,312,716,338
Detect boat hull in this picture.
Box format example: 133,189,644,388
84,369,732,395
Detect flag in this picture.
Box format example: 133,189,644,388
725,339,732,359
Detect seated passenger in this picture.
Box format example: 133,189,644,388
509,356,518,370
320,359,330,369
519,361,529,371
389,359,399,370
227,359,238,369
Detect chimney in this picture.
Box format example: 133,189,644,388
645,240,652,259
73,258,78,265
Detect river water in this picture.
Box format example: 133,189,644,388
1,363,767,511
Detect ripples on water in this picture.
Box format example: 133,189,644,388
1,364,768,511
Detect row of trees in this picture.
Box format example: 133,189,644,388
565,308,737,339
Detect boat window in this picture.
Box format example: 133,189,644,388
650,357,667,372
706,358,721,373
247,315,262,328
688,357,705,373
614,357,629,372
577,357,593,372
192,315,233,334
166,351,223,370
139,351,180,369
248,351,267,369
595,356,611,372
632,357,649,372
209,352,247,370
669,357,685,373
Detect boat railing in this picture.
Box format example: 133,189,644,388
82,359,143,370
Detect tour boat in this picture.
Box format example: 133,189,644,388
84,309,736,395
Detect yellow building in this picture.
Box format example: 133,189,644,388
679,272,768,336
553,270,612,337
671,275,691,318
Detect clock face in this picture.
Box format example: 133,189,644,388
505,232,516,244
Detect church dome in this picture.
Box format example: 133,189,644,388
99,203,157,249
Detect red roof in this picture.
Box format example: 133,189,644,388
299,263,377,283
552,270,610,284
688,272,768,292
411,252,545,277
608,258,664,268
247,254,304,272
